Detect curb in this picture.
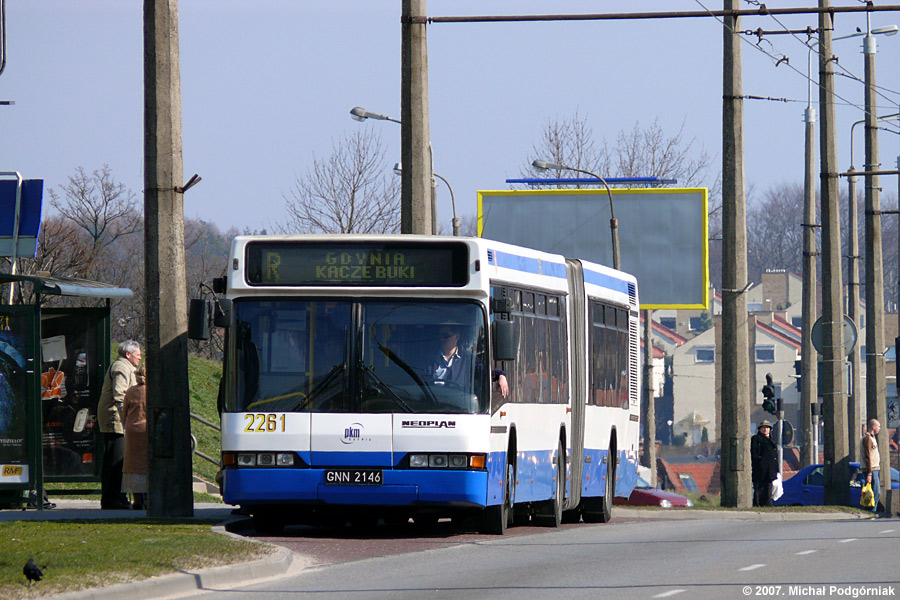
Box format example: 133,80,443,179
614,507,875,521
45,526,294,600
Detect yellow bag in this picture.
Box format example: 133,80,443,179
861,482,875,508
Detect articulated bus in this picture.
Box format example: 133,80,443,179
193,235,641,534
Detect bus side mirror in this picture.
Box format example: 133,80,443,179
213,298,232,328
492,319,516,362
188,299,211,340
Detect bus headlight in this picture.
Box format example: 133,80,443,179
277,453,295,466
410,454,429,468
448,455,468,468
257,453,275,466
429,454,448,468
237,453,256,466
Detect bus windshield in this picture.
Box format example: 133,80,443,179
228,299,489,414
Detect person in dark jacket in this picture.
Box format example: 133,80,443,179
751,419,779,506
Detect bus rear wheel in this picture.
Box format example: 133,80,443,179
534,440,564,527
583,448,615,524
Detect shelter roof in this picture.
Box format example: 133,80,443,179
0,273,133,299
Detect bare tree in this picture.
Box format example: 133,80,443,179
521,109,610,187
1,216,91,305
279,128,400,234
47,165,142,271
746,182,807,283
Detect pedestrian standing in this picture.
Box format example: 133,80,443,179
861,418,881,515
97,340,141,509
750,419,779,507
122,363,148,511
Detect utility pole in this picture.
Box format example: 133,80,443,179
862,23,889,495
847,168,861,463
818,0,850,506
720,0,752,508
143,0,193,518
641,310,656,486
801,62,818,468
401,0,433,235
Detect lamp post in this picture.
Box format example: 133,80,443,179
531,159,619,270
350,106,437,235
800,39,818,467
393,163,460,236
838,21,897,487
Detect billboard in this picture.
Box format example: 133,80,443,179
478,188,708,309
0,178,44,258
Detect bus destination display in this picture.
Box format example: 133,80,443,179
245,242,469,287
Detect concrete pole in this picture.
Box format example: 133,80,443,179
641,310,656,486
847,170,861,463
143,0,193,517
401,0,433,235
818,1,850,506
720,0,752,508
862,29,890,496
801,99,818,468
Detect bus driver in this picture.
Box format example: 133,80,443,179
429,324,508,397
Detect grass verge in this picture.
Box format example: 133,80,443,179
0,520,271,599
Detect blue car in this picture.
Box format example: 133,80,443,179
774,462,899,508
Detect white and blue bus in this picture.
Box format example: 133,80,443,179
194,235,641,534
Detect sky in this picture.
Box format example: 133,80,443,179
2,1,900,235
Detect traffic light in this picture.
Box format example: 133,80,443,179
761,373,777,415
794,359,802,392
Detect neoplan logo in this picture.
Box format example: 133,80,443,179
401,420,456,429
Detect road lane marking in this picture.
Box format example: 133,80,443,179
838,538,857,543
879,529,895,534
652,590,686,598
795,550,817,555
739,564,766,571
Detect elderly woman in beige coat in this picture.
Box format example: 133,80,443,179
122,363,148,510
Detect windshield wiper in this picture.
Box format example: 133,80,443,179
359,362,414,413
376,342,439,405
291,363,346,411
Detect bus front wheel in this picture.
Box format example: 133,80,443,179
479,450,514,535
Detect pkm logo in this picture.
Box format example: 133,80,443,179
341,422,366,444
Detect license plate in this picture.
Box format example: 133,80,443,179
324,469,383,486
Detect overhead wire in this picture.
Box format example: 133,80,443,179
748,0,900,120
694,0,900,122
695,0,868,114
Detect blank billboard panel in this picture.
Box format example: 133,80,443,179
478,188,708,309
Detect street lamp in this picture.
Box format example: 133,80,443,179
350,106,437,234
350,106,401,124
531,159,620,270
394,163,460,236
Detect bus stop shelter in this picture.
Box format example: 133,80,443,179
0,273,132,509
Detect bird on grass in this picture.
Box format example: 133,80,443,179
23,557,43,585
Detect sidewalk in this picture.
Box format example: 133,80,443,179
0,498,233,522
1,499,296,600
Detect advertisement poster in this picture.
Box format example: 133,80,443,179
0,313,29,466
40,315,99,478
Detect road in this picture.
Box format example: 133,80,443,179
183,514,899,600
